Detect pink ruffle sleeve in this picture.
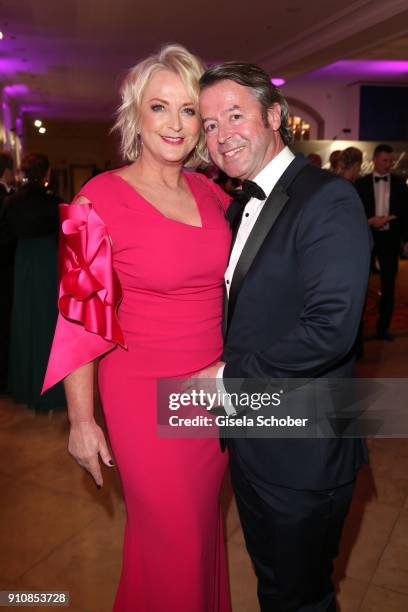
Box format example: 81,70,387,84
42,202,126,393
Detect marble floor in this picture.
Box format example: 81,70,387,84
1,262,408,611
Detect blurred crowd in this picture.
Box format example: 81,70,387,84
309,144,408,348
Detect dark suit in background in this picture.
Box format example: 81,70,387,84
4,182,65,408
0,184,16,391
355,173,408,335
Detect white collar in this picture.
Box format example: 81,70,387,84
253,147,295,199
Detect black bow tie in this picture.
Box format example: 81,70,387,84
374,175,388,183
225,179,266,229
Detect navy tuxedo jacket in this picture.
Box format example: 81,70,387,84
222,154,372,490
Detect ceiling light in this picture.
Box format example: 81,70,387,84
34,119,42,127
271,78,286,87
39,126,46,134
0,32,3,40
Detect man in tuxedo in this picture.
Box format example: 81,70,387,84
355,144,408,341
195,63,371,611
0,153,16,393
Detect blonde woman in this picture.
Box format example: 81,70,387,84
44,45,231,611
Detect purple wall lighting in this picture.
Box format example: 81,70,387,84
21,104,48,115
271,78,286,87
0,58,24,75
3,84,30,97
1,99,12,148
305,60,408,81
15,116,24,138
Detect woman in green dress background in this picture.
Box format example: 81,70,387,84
5,152,65,410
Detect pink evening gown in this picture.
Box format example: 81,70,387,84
43,169,232,612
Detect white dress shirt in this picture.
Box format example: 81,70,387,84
217,147,295,411
373,173,391,231
225,146,295,296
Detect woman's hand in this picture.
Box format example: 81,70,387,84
68,420,114,488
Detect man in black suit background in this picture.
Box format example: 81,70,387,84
355,144,408,341
0,152,16,392
194,63,371,611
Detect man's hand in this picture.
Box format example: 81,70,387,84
182,361,225,401
368,215,397,229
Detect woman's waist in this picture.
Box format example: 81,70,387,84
120,322,223,356
118,294,223,332
112,293,224,375
100,340,223,378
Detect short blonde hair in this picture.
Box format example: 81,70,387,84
113,44,208,167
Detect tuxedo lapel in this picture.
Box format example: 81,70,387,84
223,154,309,333
227,185,289,327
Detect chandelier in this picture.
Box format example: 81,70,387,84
288,115,310,141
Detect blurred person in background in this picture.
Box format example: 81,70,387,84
337,147,363,183
0,152,16,392
3,152,65,408
216,170,241,193
355,144,408,340
307,152,322,168
329,149,343,174
337,148,365,358
198,164,241,193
